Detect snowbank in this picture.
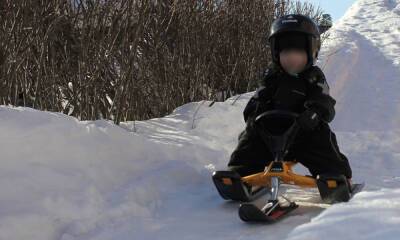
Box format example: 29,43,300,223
287,188,400,240
317,0,400,131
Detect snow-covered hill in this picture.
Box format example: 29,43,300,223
0,0,399,240
318,0,400,131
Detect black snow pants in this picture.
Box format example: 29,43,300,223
228,120,352,179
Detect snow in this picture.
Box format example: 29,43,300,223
287,189,400,240
318,0,400,131
0,0,400,239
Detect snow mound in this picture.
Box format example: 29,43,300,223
318,0,400,132
287,188,400,240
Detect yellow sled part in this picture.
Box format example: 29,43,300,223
241,161,317,188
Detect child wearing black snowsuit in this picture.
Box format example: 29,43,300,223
228,14,352,181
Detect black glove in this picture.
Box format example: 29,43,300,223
297,109,320,131
300,65,325,84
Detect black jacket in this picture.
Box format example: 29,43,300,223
243,65,336,123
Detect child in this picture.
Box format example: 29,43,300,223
228,14,352,183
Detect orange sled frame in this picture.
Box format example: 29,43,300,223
241,161,321,188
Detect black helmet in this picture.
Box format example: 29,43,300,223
268,14,321,68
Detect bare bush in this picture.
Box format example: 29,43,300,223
0,0,326,124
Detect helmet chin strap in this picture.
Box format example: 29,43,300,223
287,71,299,77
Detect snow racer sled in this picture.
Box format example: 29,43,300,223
212,110,364,223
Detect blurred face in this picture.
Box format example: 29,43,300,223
279,49,308,75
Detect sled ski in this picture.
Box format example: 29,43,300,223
239,200,298,222
212,170,269,202
317,173,365,204
236,181,364,223
351,182,365,195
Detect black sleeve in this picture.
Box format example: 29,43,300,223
243,68,277,122
243,96,258,123
302,66,336,123
243,87,271,122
